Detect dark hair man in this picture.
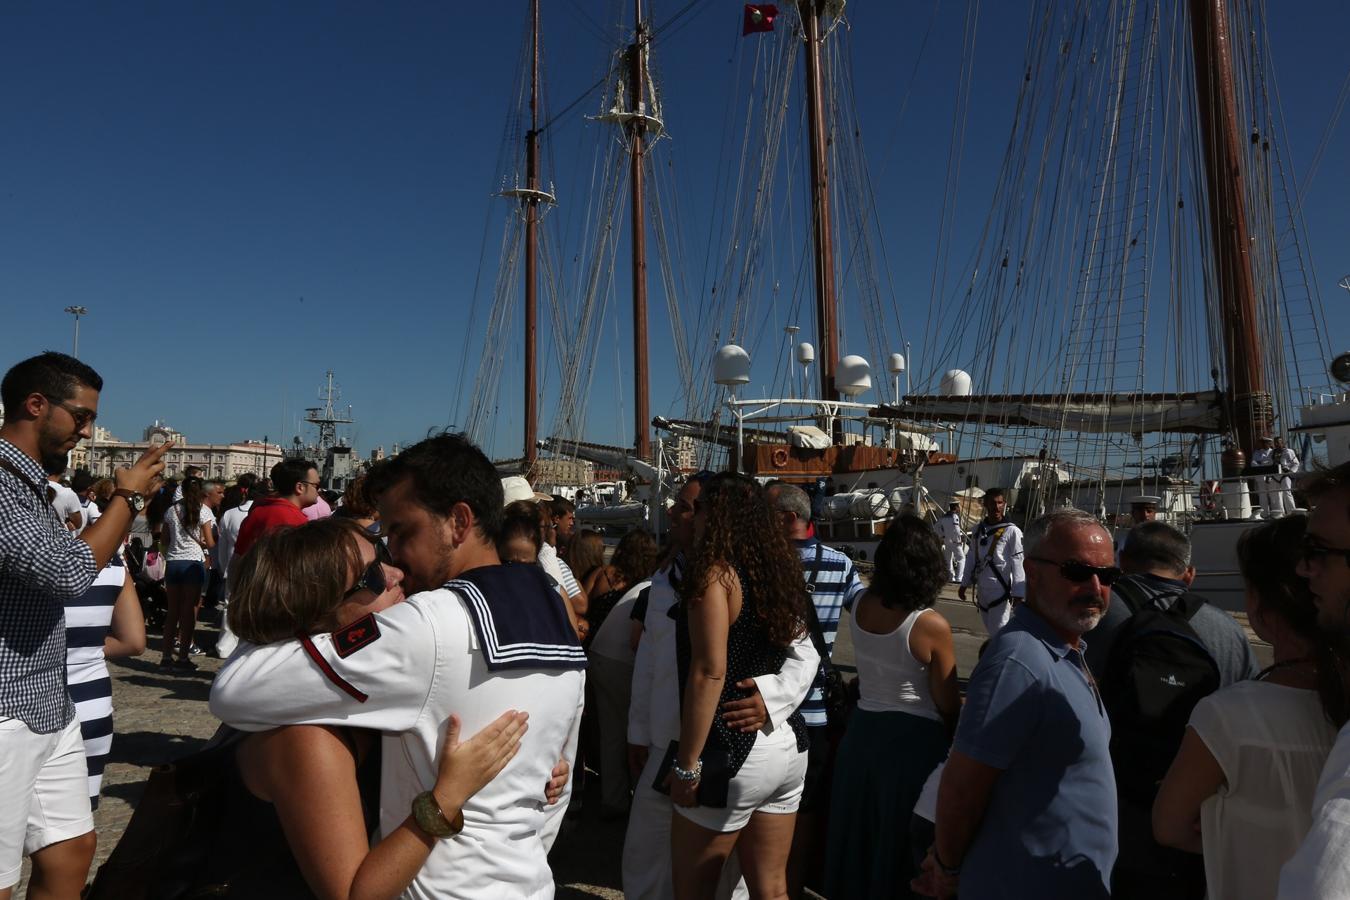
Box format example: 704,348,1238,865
229,457,320,562
922,509,1117,899
0,352,168,900
1276,461,1350,897
211,433,585,897
1086,521,1256,899
958,488,1026,637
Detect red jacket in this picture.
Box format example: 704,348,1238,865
231,497,310,563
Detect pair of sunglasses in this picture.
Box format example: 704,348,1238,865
1300,536,1350,567
343,538,394,599
1028,556,1123,586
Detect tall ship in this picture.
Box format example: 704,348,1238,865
455,2,1346,597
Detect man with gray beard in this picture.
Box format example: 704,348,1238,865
917,509,1118,900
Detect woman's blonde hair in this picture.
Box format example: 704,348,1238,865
227,517,370,644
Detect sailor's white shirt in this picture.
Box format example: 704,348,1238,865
210,587,585,899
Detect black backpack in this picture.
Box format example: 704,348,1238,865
1101,581,1221,804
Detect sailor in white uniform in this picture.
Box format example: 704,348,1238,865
1252,435,1300,518
624,476,818,900
1113,495,1159,560
210,435,586,900
935,502,967,583
958,488,1026,637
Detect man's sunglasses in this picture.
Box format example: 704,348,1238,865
1300,537,1350,567
343,539,394,599
1028,556,1123,586
44,396,97,429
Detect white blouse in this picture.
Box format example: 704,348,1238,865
1189,679,1336,900
850,606,942,722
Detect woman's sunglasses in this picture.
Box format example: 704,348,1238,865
1028,556,1123,586
343,538,394,599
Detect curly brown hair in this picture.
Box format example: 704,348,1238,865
612,529,659,586
680,472,807,647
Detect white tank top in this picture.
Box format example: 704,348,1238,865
850,606,942,721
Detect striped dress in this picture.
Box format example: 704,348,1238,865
64,553,126,807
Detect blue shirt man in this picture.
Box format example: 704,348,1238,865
927,509,1118,899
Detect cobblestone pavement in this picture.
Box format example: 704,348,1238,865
16,588,1267,898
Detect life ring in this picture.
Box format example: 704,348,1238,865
771,447,790,468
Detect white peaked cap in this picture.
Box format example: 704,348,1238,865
501,476,536,507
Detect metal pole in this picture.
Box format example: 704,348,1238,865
630,0,652,462
64,306,88,358
523,0,541,475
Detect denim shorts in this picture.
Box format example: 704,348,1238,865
164,560,206,586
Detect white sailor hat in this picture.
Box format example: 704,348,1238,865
1128,495,1162,507
501,476,536,506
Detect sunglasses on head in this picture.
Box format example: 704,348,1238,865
343,538,393,599
1028,556,1122,586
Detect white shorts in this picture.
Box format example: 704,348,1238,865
0,716,94,888
675,726,808,833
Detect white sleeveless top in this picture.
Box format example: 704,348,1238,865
850,606,942,721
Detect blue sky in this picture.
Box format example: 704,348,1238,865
2,1,1346,460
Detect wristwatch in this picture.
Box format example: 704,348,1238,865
932,847,961,877
113,489,146,514
411,791,464,838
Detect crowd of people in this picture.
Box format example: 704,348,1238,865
6,349,1350,900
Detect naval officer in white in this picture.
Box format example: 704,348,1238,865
211,435,586,899
958,487,1026,636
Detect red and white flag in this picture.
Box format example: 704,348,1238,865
742,4,778,35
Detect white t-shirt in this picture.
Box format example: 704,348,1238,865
1279,718,1350,898
79,497,100,534
50,482,82,531
1188,680,1336,900
589,581,647,664
162,503,216,562
210,586,586,900
216,501,252,578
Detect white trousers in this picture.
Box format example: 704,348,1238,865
622,745,748,900
978,598,1013,638
943,544,967,582
1261,476,1295,518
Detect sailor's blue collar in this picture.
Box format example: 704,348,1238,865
1011,604,1086,661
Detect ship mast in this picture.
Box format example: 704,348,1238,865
1188,0,1270,463
629,0,651,461
521,0,542,474
800,0,839,406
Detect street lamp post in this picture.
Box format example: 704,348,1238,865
63,306,88,358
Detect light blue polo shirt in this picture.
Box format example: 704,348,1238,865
952,604,1117,899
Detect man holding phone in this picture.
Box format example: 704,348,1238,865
0,351,168,900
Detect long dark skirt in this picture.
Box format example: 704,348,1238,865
824,707,950,899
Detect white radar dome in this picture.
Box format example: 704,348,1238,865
796,342,816,365
837,355,872,397
713,344,751,386
939,369,973,397
887,353,906,374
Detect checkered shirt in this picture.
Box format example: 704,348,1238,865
796,538,867,728
0,438,96,733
